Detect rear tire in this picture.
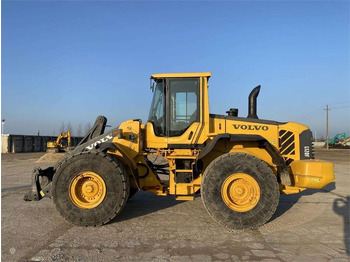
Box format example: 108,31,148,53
201,153,279,230
52,151,129,226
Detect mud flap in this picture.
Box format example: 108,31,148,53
23,167,55,201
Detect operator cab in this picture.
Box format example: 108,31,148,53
146,73,211,149
148,77,199,137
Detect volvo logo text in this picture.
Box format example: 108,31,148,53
233,124,269,131
85,135,113,150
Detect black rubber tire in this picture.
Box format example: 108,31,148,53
201,152,279,230
52,151,129,227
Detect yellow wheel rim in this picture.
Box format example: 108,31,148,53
69,171,106,209
221,173,260,212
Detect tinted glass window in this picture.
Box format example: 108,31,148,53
148,80,165,136
169,78,199,137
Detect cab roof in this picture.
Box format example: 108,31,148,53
151,72,211,79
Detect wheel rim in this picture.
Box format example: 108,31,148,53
221,173,260,212
69,171,106,209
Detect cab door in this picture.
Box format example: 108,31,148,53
165,77,203,148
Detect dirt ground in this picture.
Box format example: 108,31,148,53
1,149,349,261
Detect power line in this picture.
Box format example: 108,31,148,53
328,101,350,106
298,105,325,120
331,105,350,110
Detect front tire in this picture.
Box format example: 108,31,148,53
52,151,129,226
201,153,279,230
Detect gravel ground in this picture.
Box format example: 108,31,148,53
36,153,66,163
1,149,349,261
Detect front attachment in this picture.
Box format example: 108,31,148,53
23,167,55,201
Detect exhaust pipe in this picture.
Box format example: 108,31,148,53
247,85,261,119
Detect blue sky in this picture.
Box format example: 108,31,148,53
2,1,349,139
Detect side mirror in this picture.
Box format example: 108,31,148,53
150,79,155,92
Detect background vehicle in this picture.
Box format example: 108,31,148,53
25,73,334,230
325,133,350,149
46,131,71,153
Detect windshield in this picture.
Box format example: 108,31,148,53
148,80,165,136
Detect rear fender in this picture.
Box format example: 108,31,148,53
199,134,291,185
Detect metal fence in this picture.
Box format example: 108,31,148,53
1,134,83,153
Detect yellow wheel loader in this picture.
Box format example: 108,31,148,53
24,73,334,229
46,131,71,153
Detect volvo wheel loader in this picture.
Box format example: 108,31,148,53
24,73,335,229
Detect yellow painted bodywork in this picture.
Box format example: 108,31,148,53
289,160,335,189
226,119,279,145
279,185,307,195
107,120,166,196
151,72,211,78
47,141,57,148
144,123,167,148
107,72,334,200
113,120,142,159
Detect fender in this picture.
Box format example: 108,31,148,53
198,133,291,185
98,142,140,189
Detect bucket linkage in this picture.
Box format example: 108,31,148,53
24,167,55,201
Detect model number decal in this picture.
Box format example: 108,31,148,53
233,124,269,131
85,135,113,150
304,146,310,158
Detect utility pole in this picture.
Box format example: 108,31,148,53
315,131,317,142
325,105,329,150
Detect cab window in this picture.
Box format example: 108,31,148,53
168,78,199,137
148,80,165,136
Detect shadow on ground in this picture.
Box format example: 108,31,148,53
112,183,340,227
333,195,350,256
111,191,182,224
269,182,336,222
